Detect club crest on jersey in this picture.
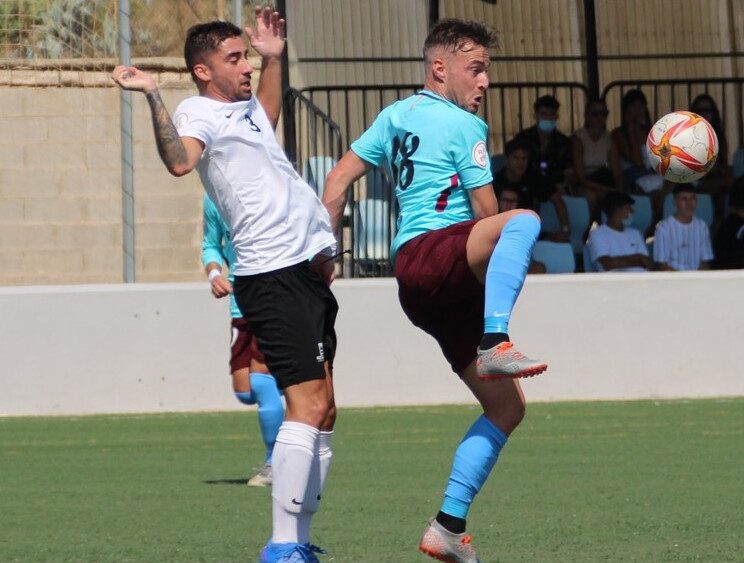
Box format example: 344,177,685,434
174,112,189,128
472,140,487,168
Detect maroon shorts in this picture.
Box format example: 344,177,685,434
229,318,265,373
394,220,484,375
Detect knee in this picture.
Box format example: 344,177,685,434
290,395,333,428
322,403,337,431
484,399,526,435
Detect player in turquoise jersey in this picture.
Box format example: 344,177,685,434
324,19,548,563
202,193,284,487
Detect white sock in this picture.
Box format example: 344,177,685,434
297,430,334,542
270,421,320,543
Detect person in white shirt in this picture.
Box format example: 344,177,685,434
587,191,653,272
653,184,713,271
112,7,336,562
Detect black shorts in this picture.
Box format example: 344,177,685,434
233,262,338,390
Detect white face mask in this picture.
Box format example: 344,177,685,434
622,213,634,228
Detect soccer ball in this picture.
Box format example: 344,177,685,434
646,111,718,183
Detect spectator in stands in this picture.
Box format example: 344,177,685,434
712,178,744,270
493,138,570,241
653,184,713,271
611,89,663,195
511,94,574,193
572,98,623,217
586,191,652,272
690,93,732,217
493,184,546,274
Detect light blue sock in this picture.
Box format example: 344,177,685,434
483,214,541,334
249,373,284,464
440,415,508,519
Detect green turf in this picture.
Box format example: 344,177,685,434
1,399,743,562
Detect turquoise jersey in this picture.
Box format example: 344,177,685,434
351,90,492,261
201,194,242,319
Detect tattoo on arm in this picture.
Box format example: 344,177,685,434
145,90,188,169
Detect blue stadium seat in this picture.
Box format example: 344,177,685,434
629,194,653,234
539,200,561,233
662,192,714,226
733,148,744,180
531,241,575,273
354,199,393,261
562,195,590,253
302,155,336,198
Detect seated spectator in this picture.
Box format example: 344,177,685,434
712,178,744,269
653,184,713,271
511,94,574,192
611,89,664,195
494,185,546,274
586,191,652,272
493,138,570,242
690,93,732,217
572,98,624,216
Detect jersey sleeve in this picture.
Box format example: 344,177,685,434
587,229,609,263
653,222,669,263
701,223,714,261
448,114,492,189
350,106,392,167
634,229,649,256
174,98,214,147
201,195,226,268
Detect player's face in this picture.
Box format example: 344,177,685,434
203,36,254,102
675,192,697,219
498,189,519,212
505,149,529,178
444,41,490,113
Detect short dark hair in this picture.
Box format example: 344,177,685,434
534,94,559,112
602,190,634,217
423,19,496,58
504,138,530,157
184,21,243,81
673,183,697,196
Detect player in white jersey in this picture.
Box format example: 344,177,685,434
653,184,713,271
112,7,337,562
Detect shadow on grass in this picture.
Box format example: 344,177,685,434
202,478,247,485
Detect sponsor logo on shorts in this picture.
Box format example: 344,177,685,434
174,112,189,128
316,343,325,363
472,140,488,168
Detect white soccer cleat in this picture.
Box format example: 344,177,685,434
419,518,481,563
247,462,272,487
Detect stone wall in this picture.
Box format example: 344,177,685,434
0,59,261,285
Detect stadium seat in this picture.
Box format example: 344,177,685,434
539,200,561,233
354,199,393,261
582,244,597,272
662,192,714,226
629,194,653,234
302,155,336,197
531,241,575,273
733,148,744,180
562,195,590,253
490,153,506,175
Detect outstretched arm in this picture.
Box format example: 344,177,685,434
111,65,203,177
246,5,286,129
324,151,371,235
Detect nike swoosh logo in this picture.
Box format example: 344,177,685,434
225,111,235,118
291,498,303,505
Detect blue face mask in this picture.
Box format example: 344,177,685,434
622,213,634,228
538,119,557,133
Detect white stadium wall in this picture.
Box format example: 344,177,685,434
1,272,743,417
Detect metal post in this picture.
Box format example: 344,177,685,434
276,0,297,166
583,0,600,100
118,0,135,282
232,0,242,27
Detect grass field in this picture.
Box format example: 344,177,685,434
1,399,743,562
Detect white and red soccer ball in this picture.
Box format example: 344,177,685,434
646,111,719,183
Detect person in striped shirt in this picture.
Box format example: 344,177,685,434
653,184,713,271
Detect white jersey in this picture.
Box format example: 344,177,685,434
653,216,713,271
174,95,336,275
587,224,649,272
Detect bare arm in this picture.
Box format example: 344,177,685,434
324,151,371,235
599,254,652,271
468,184,499,219
111,65,203,176
247,5,286,129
